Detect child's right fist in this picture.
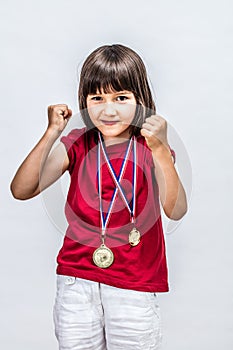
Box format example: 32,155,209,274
47,104,72,134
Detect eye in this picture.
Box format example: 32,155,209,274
116,96,128,102
91,96,103,101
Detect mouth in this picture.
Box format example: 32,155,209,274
100,120,120,126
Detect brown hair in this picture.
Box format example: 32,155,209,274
78,44,156,135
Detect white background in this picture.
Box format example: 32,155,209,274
1,0,233,349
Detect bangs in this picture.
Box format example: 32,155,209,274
83,60,135,96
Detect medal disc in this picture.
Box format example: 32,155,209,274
93,244,114,268
129,227,141,246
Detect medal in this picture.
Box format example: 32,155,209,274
95,133,140,269
94,136,133,268
129,227,141,246
98,132,140,246
93,244,114,268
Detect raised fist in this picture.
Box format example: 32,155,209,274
47,104,72,134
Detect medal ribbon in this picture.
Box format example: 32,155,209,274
97,132,137,242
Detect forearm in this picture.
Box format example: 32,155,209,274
152,146,187,220
10,128,59,200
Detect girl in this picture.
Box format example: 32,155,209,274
11,44,187,350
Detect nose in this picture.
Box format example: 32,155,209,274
102,102,117,117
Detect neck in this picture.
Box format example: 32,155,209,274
103,137,130,147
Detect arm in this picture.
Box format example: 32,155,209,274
10,104,72,200
141,115,187,220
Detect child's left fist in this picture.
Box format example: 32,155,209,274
141,115,168,151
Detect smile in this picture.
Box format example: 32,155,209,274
101,120,120,126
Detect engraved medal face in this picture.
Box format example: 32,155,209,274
129,227,141,246
93,244,114,268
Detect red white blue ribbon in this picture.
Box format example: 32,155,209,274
97,132,137,240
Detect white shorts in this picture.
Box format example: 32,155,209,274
53,275,162,350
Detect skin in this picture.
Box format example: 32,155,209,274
10,91,187,220
10,104,71,199
141,115,187,220
86,90,137,145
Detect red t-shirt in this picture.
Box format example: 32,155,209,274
56,128,169,292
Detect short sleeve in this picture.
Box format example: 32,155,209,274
60,128,86,174
170,148,176,163
145,143,176,168
140,135,175,167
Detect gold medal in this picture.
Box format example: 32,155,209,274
97,134,139,263
93,244,114,268
129,227,141,246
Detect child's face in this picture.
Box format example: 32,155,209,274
86,90,137,142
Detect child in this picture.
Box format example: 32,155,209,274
11,44,187,350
